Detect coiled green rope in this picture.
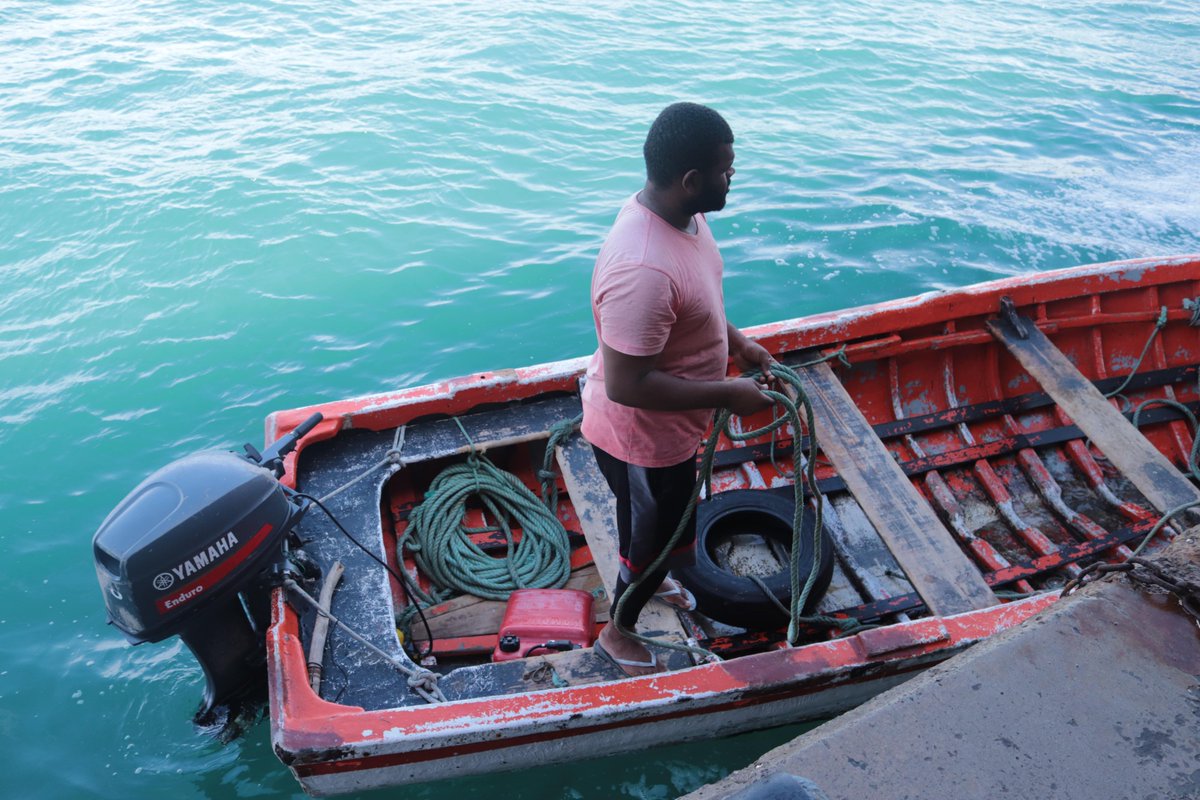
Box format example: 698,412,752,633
396,419,573,604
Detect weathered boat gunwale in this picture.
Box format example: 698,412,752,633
264,254,1200,795
265,255,1200,452
269,591,1056,789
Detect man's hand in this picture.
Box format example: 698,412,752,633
734,339,774,376
729,327,777,389
602,343,770,414
724,377,774,417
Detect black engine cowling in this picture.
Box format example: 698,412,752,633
93,414,320,721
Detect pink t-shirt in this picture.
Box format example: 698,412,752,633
580,194,728,467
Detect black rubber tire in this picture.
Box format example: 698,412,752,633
674,489,835,630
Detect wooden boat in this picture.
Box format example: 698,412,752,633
263,255,1200,795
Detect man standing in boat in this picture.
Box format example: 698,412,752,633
582,102,775,676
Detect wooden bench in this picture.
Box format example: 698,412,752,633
988,311,1200,517
399,393,583,464
796,361,998,617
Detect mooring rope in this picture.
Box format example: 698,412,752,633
319,425,407,504
1104,306,1169,403
1103,301,1200,553
1123,339,1200,557
1184,298,1200,328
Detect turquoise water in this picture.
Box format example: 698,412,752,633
2,0,1198,797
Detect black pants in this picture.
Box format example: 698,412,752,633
591,445,697,628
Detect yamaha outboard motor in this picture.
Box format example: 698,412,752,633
92,413,322,722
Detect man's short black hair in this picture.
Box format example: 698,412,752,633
643,102,734,188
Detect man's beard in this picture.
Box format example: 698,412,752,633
688,179,729,216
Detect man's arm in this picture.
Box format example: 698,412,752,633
601,342,773,417
727,322,774,377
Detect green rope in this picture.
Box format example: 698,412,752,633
749,574,877,636
396,420,572,604
541,414,584,515
1131,498,1200,557
1100,304,1200,554
1126,396,1200,556
613,352,861,660
1104,306,1167,400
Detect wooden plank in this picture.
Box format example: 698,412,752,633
815,560,862,615
797,361,997,616
988,313,1200,517
555,434,688,641
825,495,916,603
412,565,609,642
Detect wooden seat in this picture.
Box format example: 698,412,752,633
988,311,1200,517
797,361,998,617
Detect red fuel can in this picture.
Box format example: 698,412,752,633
491,588,595,663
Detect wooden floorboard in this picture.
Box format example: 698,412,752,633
988,313,1200,517
825,494,917,604
797,361,997,616
412,564,609,643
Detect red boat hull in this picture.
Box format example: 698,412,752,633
266,255,1200,795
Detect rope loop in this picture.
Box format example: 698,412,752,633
541,414,583,514
612,360,836,657
319,425,410,504
1183,297,1200,327
385,425,408,466
285,578,445,703
407,669,442,695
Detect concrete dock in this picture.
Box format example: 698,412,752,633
684,533,1200,800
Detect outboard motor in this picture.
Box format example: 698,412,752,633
92,413,322,721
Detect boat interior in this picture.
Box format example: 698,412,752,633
286,273,1200,710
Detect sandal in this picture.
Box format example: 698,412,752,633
593,639,663,678
654,577,697,611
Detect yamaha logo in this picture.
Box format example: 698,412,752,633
153,572,175,591
169,531,240,582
